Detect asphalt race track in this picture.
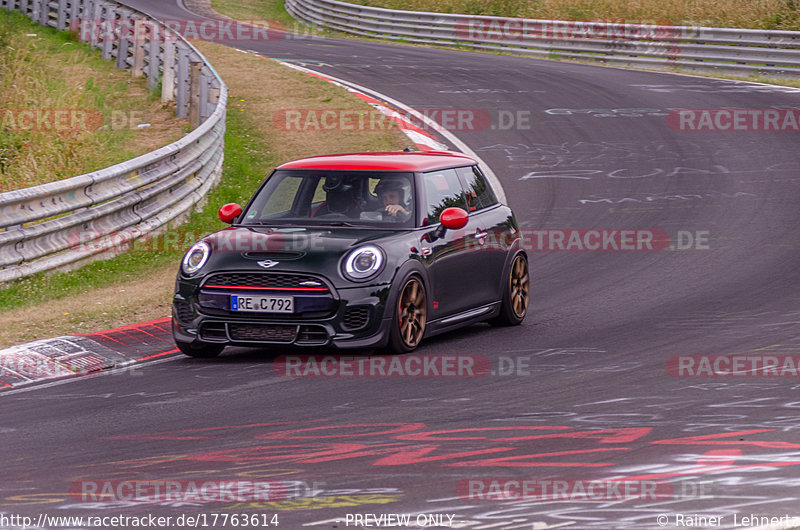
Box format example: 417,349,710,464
2,2,800,529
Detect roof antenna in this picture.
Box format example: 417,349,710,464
402,146,415,152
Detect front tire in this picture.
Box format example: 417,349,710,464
491,253,529,326
388,276,427,354
175,339,224,358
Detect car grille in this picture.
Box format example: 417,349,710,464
198,323,330,344
173,301,194,325
204,272,327,290
228,323,298,342
342,307,370,330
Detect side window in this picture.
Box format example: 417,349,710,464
421,168,468,225
455,165,499,212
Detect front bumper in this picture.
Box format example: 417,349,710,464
173,276,393,350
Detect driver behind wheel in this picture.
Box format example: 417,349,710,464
374,177,412,221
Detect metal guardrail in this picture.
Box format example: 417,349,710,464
0,0,227,282
286,0,800,78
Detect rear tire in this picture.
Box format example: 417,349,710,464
490,253,529,326
388,276,427,354
175,340,224,358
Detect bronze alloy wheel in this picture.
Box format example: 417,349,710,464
397,278,427,348
510,255,529,319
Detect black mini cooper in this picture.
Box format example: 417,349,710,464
172,151,529,357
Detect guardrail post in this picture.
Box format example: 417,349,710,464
101,3,114,59
56,0,67,29
89,0,101,48
199,73,211,123
188,60,202,127
68,0,80,27
208,82,220,118
39,0,49,25
74,0,92,42
176,44,190,118
116,10,132,69
161,39,175,103
146,21,160,90
131,18,146,75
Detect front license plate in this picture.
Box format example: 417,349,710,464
231,295,294,313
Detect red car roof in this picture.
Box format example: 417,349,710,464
277,151,476,172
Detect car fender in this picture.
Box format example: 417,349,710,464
379,258,431,322
496,244,527,297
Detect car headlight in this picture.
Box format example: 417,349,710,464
343,245,384,281
182,241,211,276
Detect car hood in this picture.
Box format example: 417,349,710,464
198,226,406,286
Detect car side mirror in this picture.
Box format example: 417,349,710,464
218,203,242,224
429,207,468,241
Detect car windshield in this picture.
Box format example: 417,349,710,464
240,170,416,228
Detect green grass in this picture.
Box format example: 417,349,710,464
0,105,269,310
0,9,184,191
209,0,306,30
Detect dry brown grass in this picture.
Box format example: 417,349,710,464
0,268,176,346
191,40,409,161
351,0,800,29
